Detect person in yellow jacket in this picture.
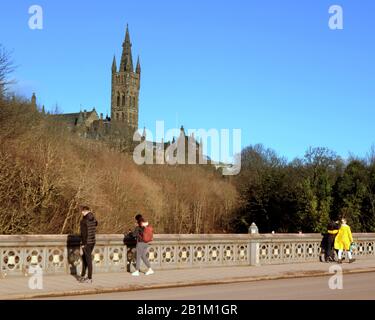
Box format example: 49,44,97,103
334,218,355,264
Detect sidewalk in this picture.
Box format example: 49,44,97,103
1,258,375,300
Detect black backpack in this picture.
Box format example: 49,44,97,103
123,231,137,246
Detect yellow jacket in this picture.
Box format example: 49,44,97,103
334,224,353,251
328,230,338,235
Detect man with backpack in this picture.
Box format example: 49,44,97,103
79,206,98,283
131,214,154,276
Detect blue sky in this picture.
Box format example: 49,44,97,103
1,0,374,161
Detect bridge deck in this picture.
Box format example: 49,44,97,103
1,258,374,300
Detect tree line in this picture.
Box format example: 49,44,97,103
232,144,375,233
1,44,374,235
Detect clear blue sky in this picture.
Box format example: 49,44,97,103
1,0,374,161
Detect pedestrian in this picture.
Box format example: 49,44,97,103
334,218,355,264
131,214,154,276
325,221,339,262
79,206,98,283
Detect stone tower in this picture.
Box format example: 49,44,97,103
31,92,37,111
111,25,140,132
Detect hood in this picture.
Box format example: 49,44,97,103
85,212,95,221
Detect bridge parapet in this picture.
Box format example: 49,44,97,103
0,233,374,277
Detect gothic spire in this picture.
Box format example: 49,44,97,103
136,55,141,75
112,55,117,73
120,24,134,72
31,93,37,110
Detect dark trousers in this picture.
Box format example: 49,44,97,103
81,244,94,279
325,235,336,261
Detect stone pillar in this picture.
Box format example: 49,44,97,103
249,223,260,266
249,222,259,234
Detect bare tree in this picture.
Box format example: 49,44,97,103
0,44,15,96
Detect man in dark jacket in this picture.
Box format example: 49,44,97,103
323,221,339,262
79,206,98,283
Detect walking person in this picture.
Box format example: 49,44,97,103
325,221,339,262
79,206,98,283
334,218,356,264
131,214,154,276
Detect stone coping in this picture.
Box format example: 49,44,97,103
0,233,373,245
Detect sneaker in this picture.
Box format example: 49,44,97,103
349,259,356,264
80,277,92,284
132,270,140,276
76,275,84,281
145,268,154,276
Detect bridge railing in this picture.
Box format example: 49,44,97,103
0,233,374,277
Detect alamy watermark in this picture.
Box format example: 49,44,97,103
133,121,242,176
328,265,343,290
329,5,344,30
28,265,44,290
28,5,43,30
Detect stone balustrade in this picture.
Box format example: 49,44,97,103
0,233,374,277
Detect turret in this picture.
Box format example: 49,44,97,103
112,55,117,73
136,56,141,75
110,24,140,131
31,93,37,110
120,24,134,72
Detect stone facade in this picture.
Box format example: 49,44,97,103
31,25,203,160
35,25,140,141
111,24,140,132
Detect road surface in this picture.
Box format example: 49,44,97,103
41,272,375,300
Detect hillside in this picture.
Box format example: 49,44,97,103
0,97,239,235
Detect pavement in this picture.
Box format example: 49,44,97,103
1,258,375,300
47,273,375,300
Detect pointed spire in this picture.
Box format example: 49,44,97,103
125,23,130,42
141,126,147,141
112,55,117,73
180,125,185,136
31,93,37,110
42,105,45,115
142,126,147,137
136,56,141,74
120,24,134,72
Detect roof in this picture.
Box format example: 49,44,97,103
52,110,98,126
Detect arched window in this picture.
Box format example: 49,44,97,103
116,113,119,121
116,93,120,107
122,94,125,106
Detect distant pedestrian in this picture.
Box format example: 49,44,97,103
321,221,339,262
131,214,154,276
334,218,355,264
79,206,98,283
